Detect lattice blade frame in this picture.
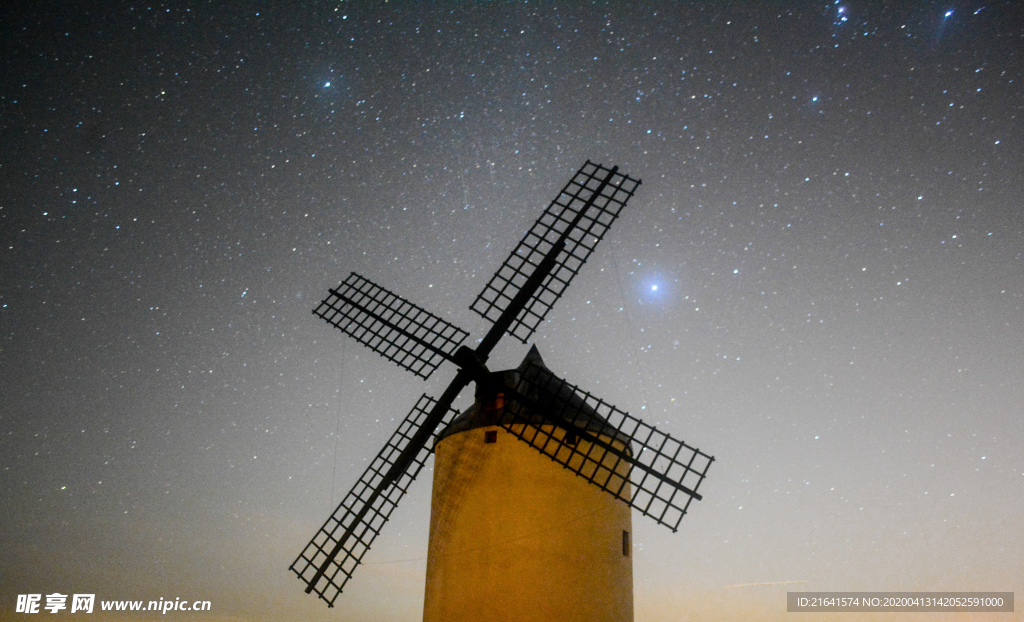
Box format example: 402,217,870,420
314,272,469,379
471,161,641,343
290,395,459,607
501,362,713,532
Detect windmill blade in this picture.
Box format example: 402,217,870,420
471,161,641,344
314,272,470,379
500,362,713,532
290,395,460,607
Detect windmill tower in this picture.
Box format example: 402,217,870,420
423,346,634,621
291,162,714,620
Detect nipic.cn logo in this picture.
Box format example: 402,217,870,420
15,594,212,614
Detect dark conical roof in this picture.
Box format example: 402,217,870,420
435,346,622,445
518,344,546,371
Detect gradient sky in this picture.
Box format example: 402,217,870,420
2,2,1021,621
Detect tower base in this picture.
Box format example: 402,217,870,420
423,424,633,622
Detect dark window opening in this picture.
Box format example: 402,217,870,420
622,530,631,557
564,432,578,446
484,430,498,444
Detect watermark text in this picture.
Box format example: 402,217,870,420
16,594,211,615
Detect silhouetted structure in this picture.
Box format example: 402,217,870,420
291,161,714,620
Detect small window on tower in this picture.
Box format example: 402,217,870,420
622,530,631,557
484,430,498,444
564,432,578,446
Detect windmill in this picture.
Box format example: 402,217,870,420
291,161,714,618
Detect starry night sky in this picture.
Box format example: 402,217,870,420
1,2,1022,621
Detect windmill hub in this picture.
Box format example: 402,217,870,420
451,345,491,382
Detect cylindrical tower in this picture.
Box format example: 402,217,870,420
422,347,633,622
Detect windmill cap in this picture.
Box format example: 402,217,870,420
435,346,628,448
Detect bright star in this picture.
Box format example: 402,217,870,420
324,81,331,87
944,10,953,18
651,285,658,291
